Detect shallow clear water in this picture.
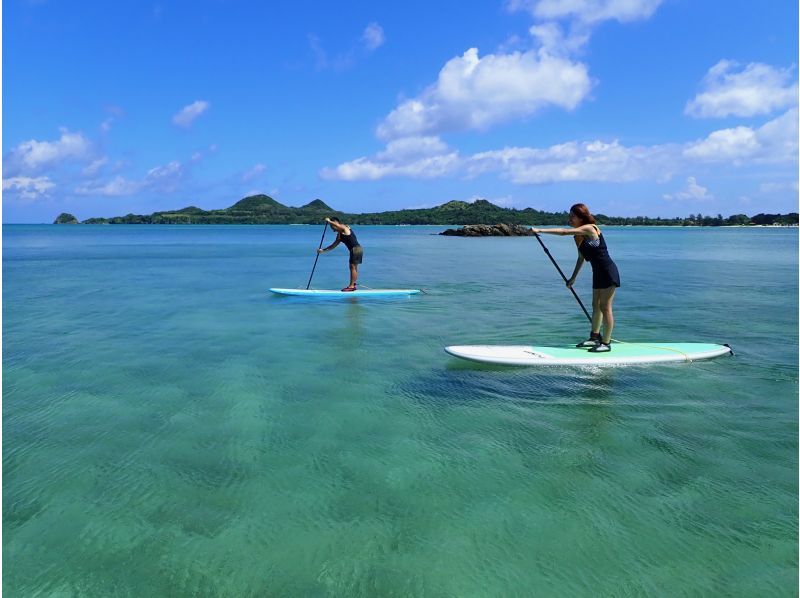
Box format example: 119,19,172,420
4,224,798,596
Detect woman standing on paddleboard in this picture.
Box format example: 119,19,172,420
318,217,363,292
532,203,620,352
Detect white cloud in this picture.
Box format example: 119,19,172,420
308,34,329,70
362,22,385,51
663,177,713,201
320,136,461,180
760,180,799,193
507,0,664,24
685,60,798,118
172,100,210,127
321,153,460,181
242,163,267,181
144,161,184,191
683,108,798,164
528,22,589,55
82,157,109,176
466,139,679,183
323,110,797,184
311,25,387,72
74,176,142,197
376,47,591,140
75,159,187,196
377,136,451,160
3,176,56,199
5,128,91,174
683,127,759,161
502,0,664,57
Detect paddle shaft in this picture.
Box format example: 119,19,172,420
532,232,592,322
306,223,328,289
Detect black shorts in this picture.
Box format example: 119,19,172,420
349,245,363,265
592,260,620,289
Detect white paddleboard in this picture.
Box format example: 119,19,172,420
270,288,421,297
444,342,732,366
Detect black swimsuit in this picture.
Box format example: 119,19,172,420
340,229,363,265
578,227,620,289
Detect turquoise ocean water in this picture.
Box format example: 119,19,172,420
4,224,798,596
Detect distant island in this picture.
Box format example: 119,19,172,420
54,194,799,227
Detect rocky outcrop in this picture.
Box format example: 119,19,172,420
440,223,535,236
54,213,79,224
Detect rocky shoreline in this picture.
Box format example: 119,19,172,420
439,224,536,236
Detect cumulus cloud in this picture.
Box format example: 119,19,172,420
75,159,187,196
321,153,460,181
323,137,677,183
358,0,666,146
663,177,713,201
358,0,666,150
362,22,385,51
683,127,759,162
376,47,591,140
321,136,460,180
506,0,663,54
528,21,589,55
321,136,458,180
683,108,798,163
3,176,56,199
172,100,210,127
5,128,91,175
507,0,664,24
322,110,797,184
74,176,143,197
465,139,678,183
685,60,798,118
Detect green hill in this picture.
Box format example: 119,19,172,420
56,195,799,227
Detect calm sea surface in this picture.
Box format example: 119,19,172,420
4,224,798,596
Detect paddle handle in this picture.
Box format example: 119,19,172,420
306,222,328,289
533,232,592,322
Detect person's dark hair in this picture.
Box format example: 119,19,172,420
329,216,341,223
569,203,596,225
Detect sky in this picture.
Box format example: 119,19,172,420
3,0,798,223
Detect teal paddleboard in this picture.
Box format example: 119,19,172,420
444,342,732,366
270,288,421,297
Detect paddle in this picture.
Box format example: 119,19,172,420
306,222,328,289
532,231,592,322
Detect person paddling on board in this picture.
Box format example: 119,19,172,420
532,203,620,352
318,217,363,292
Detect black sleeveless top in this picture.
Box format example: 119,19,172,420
578,226,620,289
340,229,360,251
578,229,611,264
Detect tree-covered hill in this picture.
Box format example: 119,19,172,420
60,195,798,226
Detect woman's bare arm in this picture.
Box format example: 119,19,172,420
531,224,597,237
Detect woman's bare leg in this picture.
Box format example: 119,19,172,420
591,288,603,335
598,287,616,343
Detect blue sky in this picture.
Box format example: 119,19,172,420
3,0,798,222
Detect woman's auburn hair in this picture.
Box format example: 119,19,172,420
569,203,596,225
